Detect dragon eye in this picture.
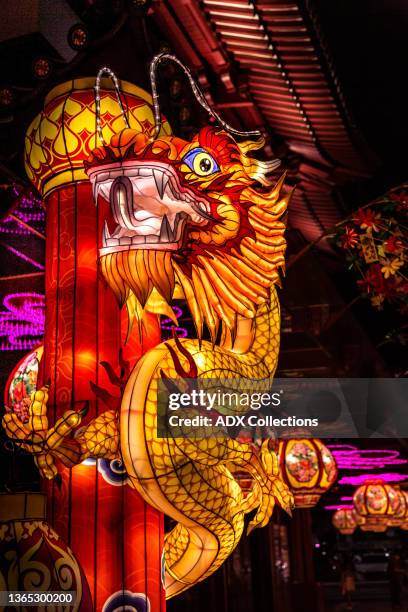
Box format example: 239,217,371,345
182,148,219,177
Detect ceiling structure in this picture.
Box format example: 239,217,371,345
152,0,376,245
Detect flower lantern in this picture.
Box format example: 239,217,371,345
332,508,359,535
353,479,398,532
0,492,92,610
278,438,338,508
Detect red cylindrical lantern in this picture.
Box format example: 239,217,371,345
353,479,398,533
278,438,337,508
22,77,171,611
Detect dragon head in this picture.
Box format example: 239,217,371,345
85,126,290,341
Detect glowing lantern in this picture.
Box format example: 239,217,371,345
0,492,92,610
332,508,359,535
21,76,169,610
388,486,407,527
353,479,398,532
278,438,337,508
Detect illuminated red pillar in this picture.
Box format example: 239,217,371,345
24,78,169,611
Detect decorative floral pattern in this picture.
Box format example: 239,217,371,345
98,458,130,486
367,485,388,512
0,512,92,611
334,185,408,311
286,442,318,483
102,590,150,612
6,346,43,423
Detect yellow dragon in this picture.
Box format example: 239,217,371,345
3,124,293,598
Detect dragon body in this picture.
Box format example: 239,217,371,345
3,126,293,597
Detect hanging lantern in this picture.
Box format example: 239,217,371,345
388,487,408,528
353,479,398,532
0,492,92,610
278,438,337,508
332,508,360,535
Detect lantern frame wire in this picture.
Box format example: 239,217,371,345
94,54,263,147
148,52,261,141
95,67,130,145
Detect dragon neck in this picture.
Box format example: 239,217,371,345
219,286,280,372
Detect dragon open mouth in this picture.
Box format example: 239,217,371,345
88,160,214,254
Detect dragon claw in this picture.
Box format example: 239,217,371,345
239,443,293,534
2,383,86,480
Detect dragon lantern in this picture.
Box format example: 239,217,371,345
3,55,294,599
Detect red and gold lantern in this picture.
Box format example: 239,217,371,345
332,508,360,535
0,492,92,610
278,438,337,508
21,77,170,611
353,479,398,533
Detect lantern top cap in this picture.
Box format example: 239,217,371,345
25,77,171,197
43,76,154,107
358,478,387,487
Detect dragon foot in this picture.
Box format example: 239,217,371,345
235,440,293,534
2,385,86,479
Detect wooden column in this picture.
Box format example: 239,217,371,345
288,509,324,611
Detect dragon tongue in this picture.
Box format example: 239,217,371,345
159,214,174,242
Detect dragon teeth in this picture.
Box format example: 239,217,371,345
131,235,146,244
92,179,98,204
159,214,174,242
102,221,110,247
153,169,170,199
119,236,132,245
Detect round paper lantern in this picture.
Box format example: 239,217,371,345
332,508,359,535
353,479,398,532
278,438,337,508
0,492,92,610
